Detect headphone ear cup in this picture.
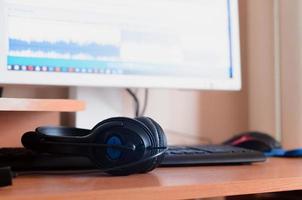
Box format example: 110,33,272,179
88,117,166,176
135,117,167,173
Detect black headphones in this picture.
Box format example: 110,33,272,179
21,116,167,176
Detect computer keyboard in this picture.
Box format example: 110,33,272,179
0,145,266,171
160,145,266,166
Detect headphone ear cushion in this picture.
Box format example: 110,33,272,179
146,117,167,166
138,117,166,147
135,117,167,172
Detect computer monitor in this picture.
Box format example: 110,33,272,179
0,0,241,90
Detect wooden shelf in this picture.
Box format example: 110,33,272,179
0,98,85,112
1,158,302,200
0,98,86,147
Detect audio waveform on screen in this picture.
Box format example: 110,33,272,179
9,38,120,57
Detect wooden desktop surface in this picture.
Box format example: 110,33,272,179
1,158,302,200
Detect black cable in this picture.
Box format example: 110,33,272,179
126,88,140,117
126,88,149,117
140,89,149,116
0,87,3,97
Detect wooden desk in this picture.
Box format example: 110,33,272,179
1,158,302,200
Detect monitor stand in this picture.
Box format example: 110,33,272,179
69,87,125,129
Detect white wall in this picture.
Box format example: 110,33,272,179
5,0,302,149
245,0,276,135
280,0,302,149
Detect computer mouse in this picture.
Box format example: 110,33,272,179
223,131,282,152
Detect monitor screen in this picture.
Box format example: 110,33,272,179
0,0,241,90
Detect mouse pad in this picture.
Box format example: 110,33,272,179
265,148,302,157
